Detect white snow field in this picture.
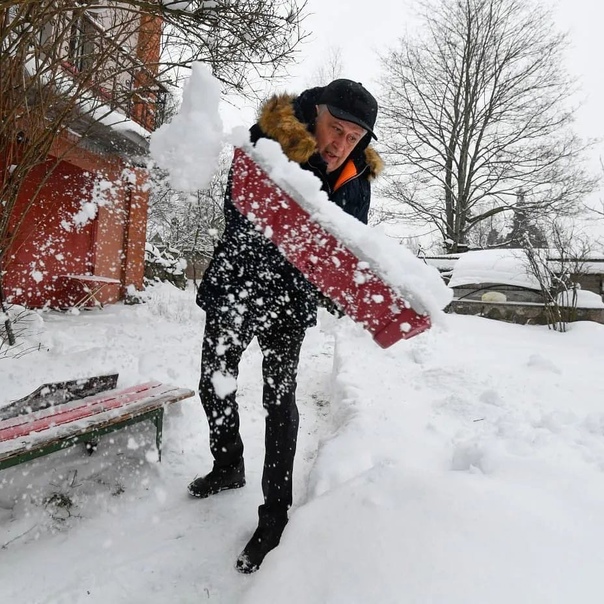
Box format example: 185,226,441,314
1,282,604,603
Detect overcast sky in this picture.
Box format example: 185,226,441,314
283,0,604,158
219,0,604,238
223,0,602,170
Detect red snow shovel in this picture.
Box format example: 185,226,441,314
229,148,431,348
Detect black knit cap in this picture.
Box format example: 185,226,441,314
318,79,378,140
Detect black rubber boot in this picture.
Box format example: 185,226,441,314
235,514,287,574
187,459,245,498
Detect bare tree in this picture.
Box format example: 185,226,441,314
587,157,604,224
308,46,344,87
1,1,308,92
524,221,592,331
378,0,598,253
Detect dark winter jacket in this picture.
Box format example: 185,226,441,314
196,87,384,329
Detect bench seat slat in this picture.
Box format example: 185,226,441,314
0,381,163,433
0,388,194,461
0,382,196,471
0,389,172,443
0,384,184,443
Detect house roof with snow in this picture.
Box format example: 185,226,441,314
427,249,604,289
447,249,541,289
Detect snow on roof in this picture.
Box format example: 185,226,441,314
423,255,460,271
557,289,604,309
548,259,604,275
448,249,541,290
98,108,151,139
429,250,604,279
24,55,152,142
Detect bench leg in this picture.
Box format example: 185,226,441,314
85,439,99,454
154,407,164,462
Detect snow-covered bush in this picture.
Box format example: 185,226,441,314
556,287,604,309
144,243,187,290
134,280,201,323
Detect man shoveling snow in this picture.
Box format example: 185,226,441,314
190,79,382,573
151,66,450,574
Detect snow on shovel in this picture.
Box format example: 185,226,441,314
229,147,433,348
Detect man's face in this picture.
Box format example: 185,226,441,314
314,106,366,173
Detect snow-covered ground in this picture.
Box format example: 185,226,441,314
2,282,604,603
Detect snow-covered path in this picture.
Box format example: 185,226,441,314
0,285,335,603
3,283,604,603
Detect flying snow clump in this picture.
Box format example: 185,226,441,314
150,63,224,192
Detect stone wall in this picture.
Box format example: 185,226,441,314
448,300,604,325
454,284,543,303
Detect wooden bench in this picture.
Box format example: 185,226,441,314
60,274,121,309
0,377,195,472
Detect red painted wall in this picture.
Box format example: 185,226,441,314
3,141,149,309
1,12,159,309
4,159,96,307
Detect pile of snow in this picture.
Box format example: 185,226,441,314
556,287,604,308
149,63,224,191
449,249,540,289
244,316,604,603
3,286,604,602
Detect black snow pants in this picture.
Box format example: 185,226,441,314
199,305,306,525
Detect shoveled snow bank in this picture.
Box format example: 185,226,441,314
241,317,604,603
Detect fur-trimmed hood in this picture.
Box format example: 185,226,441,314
257,93,384,180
